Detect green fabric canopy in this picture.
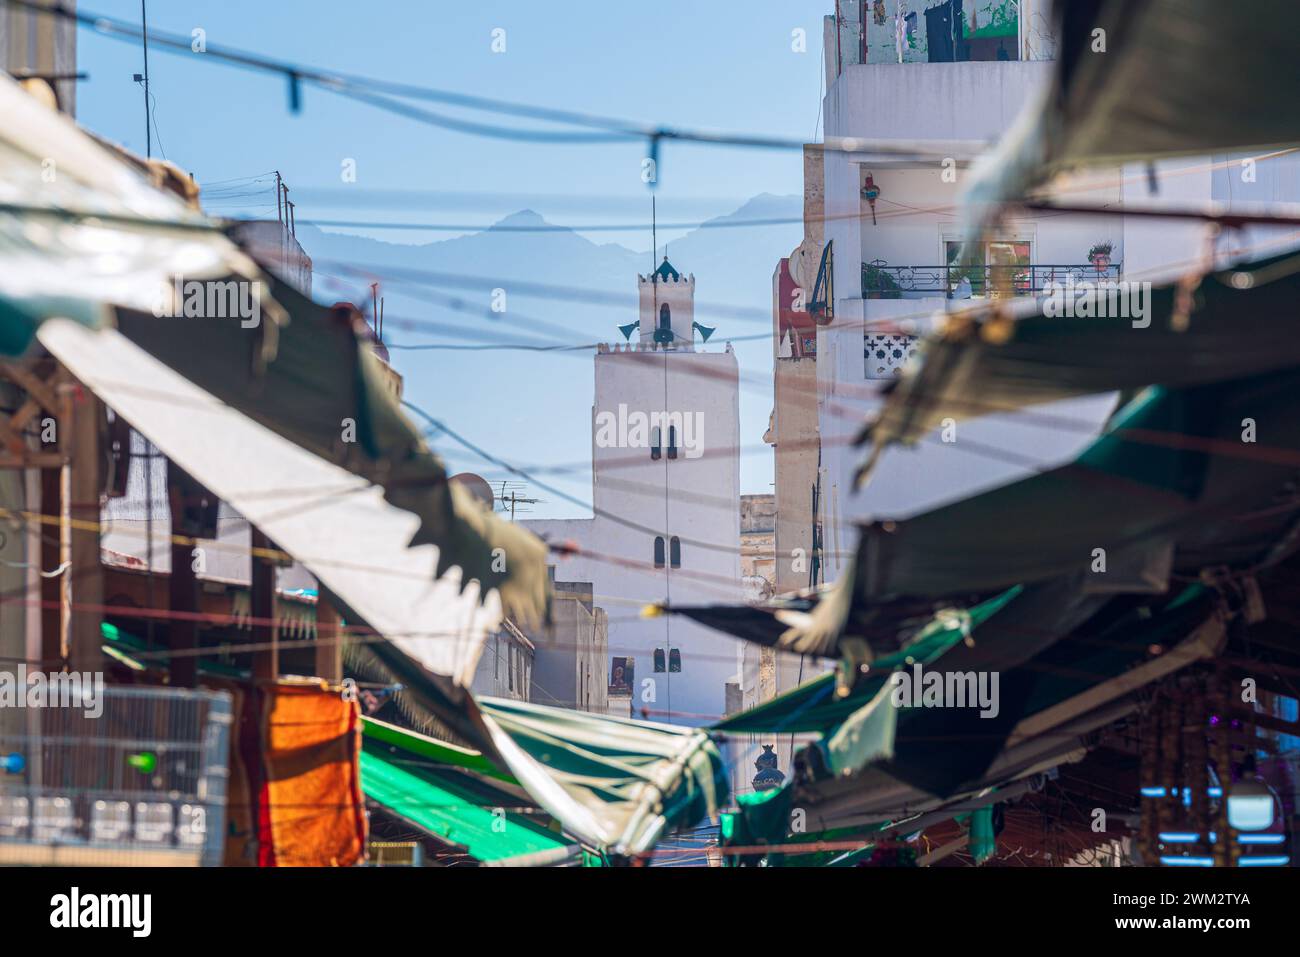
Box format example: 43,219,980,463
713,586,1022,735
476,696,729,859
360,718,580,865
348,640,730,859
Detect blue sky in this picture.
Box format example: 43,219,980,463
77,0,830,249
72,1,831,511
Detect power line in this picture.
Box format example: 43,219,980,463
7,0,956,161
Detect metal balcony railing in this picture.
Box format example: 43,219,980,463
862,262,1122,298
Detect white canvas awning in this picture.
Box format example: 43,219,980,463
39,318,501,686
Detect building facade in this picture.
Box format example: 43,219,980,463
524,575,609,714
812,0,1186,576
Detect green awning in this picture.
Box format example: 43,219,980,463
713,586,1022,735
360,721,578,865
346,641,730,859
476,696,729,859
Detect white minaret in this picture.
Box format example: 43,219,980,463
525,258,742,754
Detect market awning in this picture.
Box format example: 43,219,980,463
109,273,547,627
718,583,1227,857
343,640,730,859
360,718,582,866
39,318,504,686
1,72,547,645
849,372,1300,609
864,249,1300,454
474,696,729,859
962,0,1300,216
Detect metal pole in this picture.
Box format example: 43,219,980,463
141,0,151,159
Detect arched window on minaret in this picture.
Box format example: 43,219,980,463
667,425,678,459
653,536,665,568
670,536,681,568
650,426,661,460
659,303,671,332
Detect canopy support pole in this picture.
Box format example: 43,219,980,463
250,527,278,682
167,460,199,687
64,374,102,675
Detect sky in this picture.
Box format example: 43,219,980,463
71,0,832,513
76,0,830,249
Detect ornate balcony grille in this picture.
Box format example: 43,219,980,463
862,261,1122,298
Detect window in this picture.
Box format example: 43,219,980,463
507,644,514,691
669,536,681,568
658,303,671,330
653,535,665,568
667,425,678,459
653,648,666,673
668,649,681,673
650,426,661,460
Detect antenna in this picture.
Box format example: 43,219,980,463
140,1,151,158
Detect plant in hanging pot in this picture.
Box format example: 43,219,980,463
1088,240,1114,273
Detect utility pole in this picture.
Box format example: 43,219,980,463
140,1,151,159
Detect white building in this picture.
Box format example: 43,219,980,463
811,0,1234,577
525,258,744,734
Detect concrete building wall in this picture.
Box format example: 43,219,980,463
812,17,1205,569
527,578,609,714
469,623,533,702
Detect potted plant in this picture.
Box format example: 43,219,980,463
862,263,902,299
1088,241,1114,272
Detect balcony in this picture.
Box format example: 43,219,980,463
862,261,1123,299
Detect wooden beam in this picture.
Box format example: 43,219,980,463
64,377,101,675
167,460,199,687
314,591,343,683
39,466,61,669
249,527,277,682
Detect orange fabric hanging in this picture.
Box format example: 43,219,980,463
257,680,367,867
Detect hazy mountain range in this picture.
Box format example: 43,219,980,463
294,193,802,519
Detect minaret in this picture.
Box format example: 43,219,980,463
637,257,696,350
